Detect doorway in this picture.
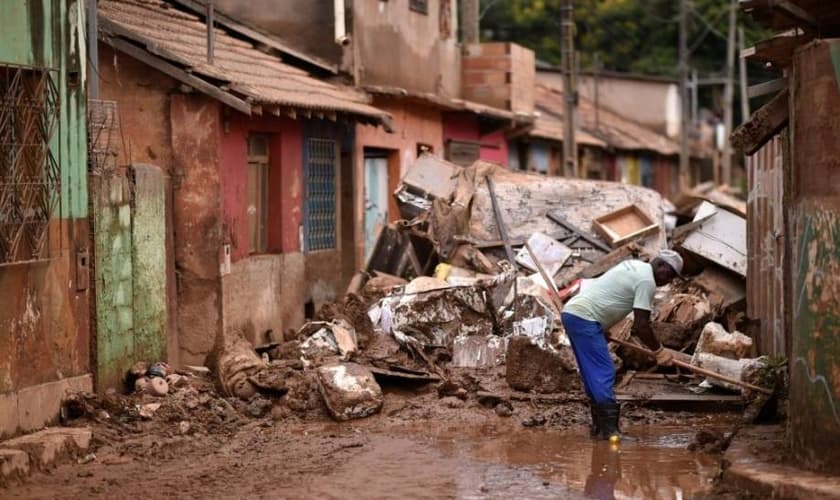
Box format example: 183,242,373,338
363,148,391,261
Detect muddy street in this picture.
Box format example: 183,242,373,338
5,407,732,500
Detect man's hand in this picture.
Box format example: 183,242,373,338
654,346,676,366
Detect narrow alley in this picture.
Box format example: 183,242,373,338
1,1,839,499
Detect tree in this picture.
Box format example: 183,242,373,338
480,0,770,78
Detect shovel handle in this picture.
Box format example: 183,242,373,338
607,336,774,396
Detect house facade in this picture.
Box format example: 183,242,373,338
94,0,391,372
0,0,92,437
211,0,535,264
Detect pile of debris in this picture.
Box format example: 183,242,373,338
76,155,781,429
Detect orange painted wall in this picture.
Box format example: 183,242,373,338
353,97,444,267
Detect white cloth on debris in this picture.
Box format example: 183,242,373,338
562,260,655,329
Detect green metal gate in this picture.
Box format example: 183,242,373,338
92,164,167,391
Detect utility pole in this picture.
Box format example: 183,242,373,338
593,52,600,130
691,69,698,123
679,0,690,190
461,0,479,45
88,0,99,98
206,0,215,64
561,0,577,178
722,0,736,187
738,27,750,121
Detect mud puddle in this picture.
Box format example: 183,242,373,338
294,421,722,499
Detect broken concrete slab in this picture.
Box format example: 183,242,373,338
695,322,753,360
0,448,30,485
692,266,746,309
505,336,577,394
316,363,384,421
299,319,358,367
2,426,92,471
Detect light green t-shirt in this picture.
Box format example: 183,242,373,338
563,259,656,329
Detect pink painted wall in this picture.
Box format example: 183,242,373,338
219,112,303,262
442,112,509,165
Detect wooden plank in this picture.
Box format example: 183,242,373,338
102,34,252,115
546,210,612,253
591,204,659,248
747,77,786,98
579,243,638,279
368,366,440,382
730,89,789,155
615,393,743,403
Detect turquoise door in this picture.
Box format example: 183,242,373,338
364,155,389,261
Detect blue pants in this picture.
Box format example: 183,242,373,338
561,312,616,405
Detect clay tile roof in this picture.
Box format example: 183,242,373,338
533,83,680,156
362,85,535,125
98,0,392,129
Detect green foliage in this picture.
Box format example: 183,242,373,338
480,0,771,77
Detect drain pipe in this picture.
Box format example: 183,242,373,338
334,0,350,46
87,0,99,98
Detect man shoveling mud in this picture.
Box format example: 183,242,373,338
561,250,684,440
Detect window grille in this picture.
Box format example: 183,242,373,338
304,138,337,251
0,64,60,265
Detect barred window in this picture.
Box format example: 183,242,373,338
0,65,60,265
304,138,337,251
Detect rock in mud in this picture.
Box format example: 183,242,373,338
246,397,273,418
505,336,577,393
494,401,513,417
316,363,384,421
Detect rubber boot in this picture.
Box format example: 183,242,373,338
589,405,600,438
593,402,621,440
600,402,621,440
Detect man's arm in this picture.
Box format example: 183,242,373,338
631,308,674,366
631,308,661,351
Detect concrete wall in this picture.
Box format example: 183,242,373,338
788,39,840,474
353,0,461,96
170,95,224,366
213,0,342,66
539,70,680,138
97,44,178,169
442,112,509,165
0,0,92,436
98,43,180,366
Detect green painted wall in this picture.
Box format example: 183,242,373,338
0,0,88,219
131,165,167,363
790,204,840,472
93,172,135,391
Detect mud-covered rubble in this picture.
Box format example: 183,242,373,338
57,156,783,453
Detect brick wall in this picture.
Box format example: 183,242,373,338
462,43,535,114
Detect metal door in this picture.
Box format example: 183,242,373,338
364,155,389,260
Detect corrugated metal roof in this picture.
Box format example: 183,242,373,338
533,83,680,156
98,0,391,128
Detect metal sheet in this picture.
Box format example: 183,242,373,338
746,135,786,356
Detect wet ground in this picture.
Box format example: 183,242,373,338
6,418,725,499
